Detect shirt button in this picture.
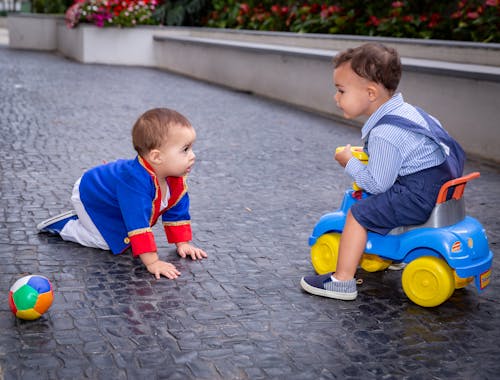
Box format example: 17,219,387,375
124,237,130,244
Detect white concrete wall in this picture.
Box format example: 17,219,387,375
55,21,83,61
153,38,335,115
56,23,157,66
172,27,500,67
400,69,500,159
7,13,62,50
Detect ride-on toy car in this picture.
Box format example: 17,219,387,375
309,146,493,307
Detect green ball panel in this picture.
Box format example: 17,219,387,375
12,285,38,310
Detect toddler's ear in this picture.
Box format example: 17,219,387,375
367,84,378,101
146,149,162,164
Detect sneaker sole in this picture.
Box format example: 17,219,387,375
388,263,407,270
300,277,357,301
37,210,77,231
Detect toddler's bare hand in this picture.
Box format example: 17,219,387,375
335,144,353,167
146,260,181,280
177,242,208,261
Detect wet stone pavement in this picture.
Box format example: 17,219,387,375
0,45,499,380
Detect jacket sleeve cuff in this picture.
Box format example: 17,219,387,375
163,221,192,243
129,229,157,257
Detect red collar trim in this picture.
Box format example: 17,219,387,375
138,155,155,176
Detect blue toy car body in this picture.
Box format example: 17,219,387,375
308,170,493,307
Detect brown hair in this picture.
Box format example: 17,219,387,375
333,43,401,93
132,108,192,156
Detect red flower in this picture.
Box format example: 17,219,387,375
329,5,341,14
402,15,413,22
367,15,380,26
486,0,498,6
391,1,404,7
427,13,440,28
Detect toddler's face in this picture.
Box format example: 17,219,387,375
333,63,372,120
156,125,197,178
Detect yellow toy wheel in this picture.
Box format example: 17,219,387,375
402,256,455,307
310,233,341,274
360,254,392,272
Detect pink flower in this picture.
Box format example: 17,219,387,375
391,1,404,8
467,11,479,19
65,2,83,28
485,0,497,6
239,3,249,14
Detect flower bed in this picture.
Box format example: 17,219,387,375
65,0,159,28
62,0,499,42
204,0,499,43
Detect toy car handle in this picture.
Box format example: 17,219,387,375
436,171,480,204
335,146,368,162
335,146,369,191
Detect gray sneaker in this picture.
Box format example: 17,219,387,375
300,273,357,300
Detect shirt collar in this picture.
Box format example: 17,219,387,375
361,92,404,140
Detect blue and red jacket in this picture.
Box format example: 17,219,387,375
79,156,192,256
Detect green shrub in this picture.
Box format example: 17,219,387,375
153,0,211,26
32,0,72,14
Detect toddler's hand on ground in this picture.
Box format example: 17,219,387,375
176,242,208,261
146,260,181,280
335,144,353,167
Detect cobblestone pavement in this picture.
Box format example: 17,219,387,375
0,45,499,380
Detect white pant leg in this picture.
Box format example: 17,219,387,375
60,177,110,250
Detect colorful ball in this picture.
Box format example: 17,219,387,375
8,275,54,320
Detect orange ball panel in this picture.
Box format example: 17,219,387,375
34,291,54,314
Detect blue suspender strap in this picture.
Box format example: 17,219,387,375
372,109,465,178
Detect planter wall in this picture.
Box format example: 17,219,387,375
56,23,160,66
7,13,63,50
165,28,500,67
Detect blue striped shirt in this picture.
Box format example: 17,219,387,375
345,93,446,194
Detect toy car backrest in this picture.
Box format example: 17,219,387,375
388,172,480,235
436,171,480,204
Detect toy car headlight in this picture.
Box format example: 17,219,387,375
451,241,462,252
